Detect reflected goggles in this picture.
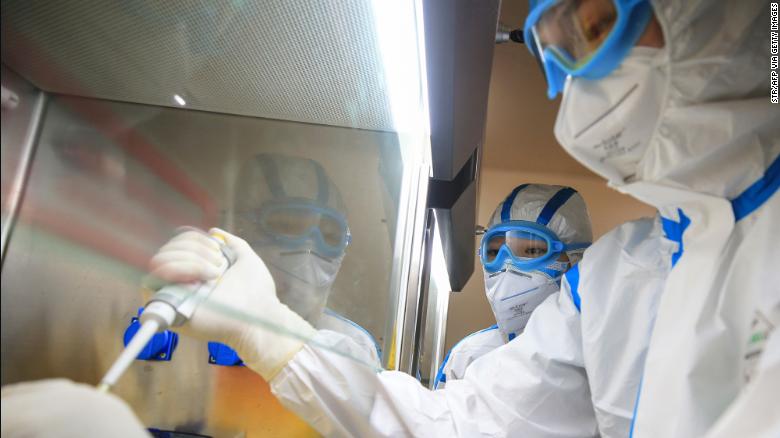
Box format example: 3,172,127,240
479,220,590,273
523,0,653,98
245,200,350,258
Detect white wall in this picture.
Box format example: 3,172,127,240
443,168,657,351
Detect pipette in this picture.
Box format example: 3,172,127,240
97,228,236,393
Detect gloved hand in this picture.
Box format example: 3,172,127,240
1,379,150,438
145,228,317,380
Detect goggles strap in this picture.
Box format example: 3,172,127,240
257,155,286,199
538,266,565,280
500,184,530,222
314,161,330,205
536,187,577,226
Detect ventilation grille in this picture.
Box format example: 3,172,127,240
2,0,395,131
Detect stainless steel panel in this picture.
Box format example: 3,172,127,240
0,65,46,264
425,0,500,180
382,160,429,372
423,0,498,291
418,210,452,388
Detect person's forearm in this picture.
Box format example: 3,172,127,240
270,293,597,438
270,330,461,437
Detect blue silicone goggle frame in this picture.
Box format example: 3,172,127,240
480,220,590,273
248,199,350,258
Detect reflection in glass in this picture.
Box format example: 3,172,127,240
232,153,381,362
1,0,430,435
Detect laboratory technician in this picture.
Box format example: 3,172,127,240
435,183,592,389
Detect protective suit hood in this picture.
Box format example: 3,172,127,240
556,0,778,210
233,153,349,324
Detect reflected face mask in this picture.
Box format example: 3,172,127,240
258,246,343,323
484,263,567,342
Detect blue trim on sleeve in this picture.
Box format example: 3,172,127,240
433,349,454,389
501,184,530,222
628,377,643,438
660,155,777,270
433,324,499,389
660,209,691,268
630,156,778,434
565,264,581,313
731,154,780,222
536,187,577,226
323,309,382,359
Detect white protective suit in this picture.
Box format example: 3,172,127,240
319,309,381,363
584,1,779,436
435,325,501,388
271,215,672,437
436,184,593,389
266,0,779,436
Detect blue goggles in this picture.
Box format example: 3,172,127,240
480,220,590,273
524,0,653,98
243,199,350,258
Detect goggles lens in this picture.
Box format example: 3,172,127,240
506,230,550,260
263,208,320,238
263,207,345,247
534,0,617,70
318,213,347,248
485,229,551,263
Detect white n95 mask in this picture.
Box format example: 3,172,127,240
484,264,565,342
554,47,669,185
260,247,342,323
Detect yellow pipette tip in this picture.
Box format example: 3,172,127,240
210,231,227,244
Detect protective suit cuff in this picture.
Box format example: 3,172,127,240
243,305,318,381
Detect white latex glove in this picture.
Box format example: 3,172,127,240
146,228,316,380
1,379,150,438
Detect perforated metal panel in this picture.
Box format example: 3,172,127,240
2,0,395,130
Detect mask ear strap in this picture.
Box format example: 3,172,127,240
564,248,585,265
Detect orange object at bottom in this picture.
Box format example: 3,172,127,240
208,366,319,437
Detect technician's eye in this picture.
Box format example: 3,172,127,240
523,247,546,257
580,3,616,47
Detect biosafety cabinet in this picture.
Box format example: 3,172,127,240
1,1,499,435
